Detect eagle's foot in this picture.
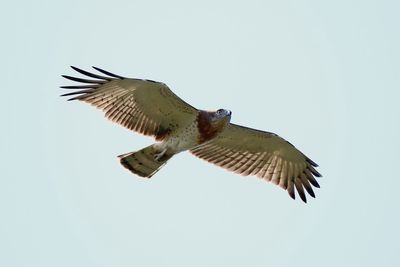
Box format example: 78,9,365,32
154,149,167,162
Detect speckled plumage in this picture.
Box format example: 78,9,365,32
61,66,321,203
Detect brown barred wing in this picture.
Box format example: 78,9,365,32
190,123,321,203
61,66,198,140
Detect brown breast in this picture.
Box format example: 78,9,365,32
196,110,228,144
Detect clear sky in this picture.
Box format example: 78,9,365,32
2,1,399,266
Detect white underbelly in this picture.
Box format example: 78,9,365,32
156,124,199,153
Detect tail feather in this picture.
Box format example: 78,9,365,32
118,145,172,178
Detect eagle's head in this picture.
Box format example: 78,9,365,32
211,108,232,127
215,108,232,121
196,109,232,143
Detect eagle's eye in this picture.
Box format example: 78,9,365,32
217,109,224,115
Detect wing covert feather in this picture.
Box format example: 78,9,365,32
190,123,321,202
61,66,197,140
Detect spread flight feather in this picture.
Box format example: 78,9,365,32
61,66,322,203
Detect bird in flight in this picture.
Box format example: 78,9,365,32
61,66,322,203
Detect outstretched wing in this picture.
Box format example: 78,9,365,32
190,123,321,202
61,66,198,140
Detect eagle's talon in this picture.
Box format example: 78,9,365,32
154,149,167,162
61,66,321,203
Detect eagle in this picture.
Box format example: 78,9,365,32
61,66,321,203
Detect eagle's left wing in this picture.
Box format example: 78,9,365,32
61,66,198,141
190,123,321,202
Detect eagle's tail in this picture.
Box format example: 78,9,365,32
118,145,173,178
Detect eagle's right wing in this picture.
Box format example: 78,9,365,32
61,66,198,140
191,123,321,202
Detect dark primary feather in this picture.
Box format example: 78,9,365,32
60,66,198,140
92,66,126,79
61,75,103,84
61,89,96,98
308,165,322,177
60,66,125,92
61,66,321,203
60,85,98,89
190,123,322,203
306,157,319,167
71,66,112,81
60,66,118,100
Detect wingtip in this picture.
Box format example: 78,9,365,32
289,190,309,203
303,184,316,198
91,66,125,79
59,94,76,101
306,157,319,167
308,165,322,178
313,170,322,178
310,179,320,188
70,65,79,71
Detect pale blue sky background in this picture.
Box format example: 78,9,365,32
1,1,399,266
